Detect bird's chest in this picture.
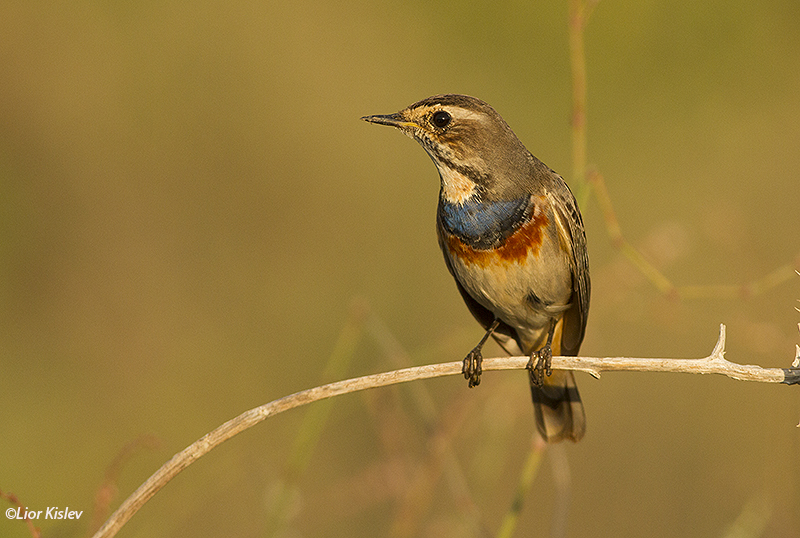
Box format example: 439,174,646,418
437,196,572,328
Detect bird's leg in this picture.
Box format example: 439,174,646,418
527,319,556,387
463,319,500,388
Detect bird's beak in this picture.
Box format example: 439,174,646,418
361,112,415,129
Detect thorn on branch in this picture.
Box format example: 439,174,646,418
710,323,727,360
790,323,800,384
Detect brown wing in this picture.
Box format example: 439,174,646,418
548,186,590,356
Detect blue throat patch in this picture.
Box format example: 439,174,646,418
438,195,531,250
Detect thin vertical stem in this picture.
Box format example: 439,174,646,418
495,436,547,538
569,0,589,206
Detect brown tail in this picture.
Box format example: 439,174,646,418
529,319,586,443
492,319,586,442
530,370,585,442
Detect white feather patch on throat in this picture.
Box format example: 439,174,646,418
436,162,477,205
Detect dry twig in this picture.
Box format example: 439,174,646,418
91,324,798,538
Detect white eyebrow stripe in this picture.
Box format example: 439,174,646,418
445,107,486,122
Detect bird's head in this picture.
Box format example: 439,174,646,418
363,94,536,203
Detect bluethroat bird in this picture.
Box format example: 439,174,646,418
362,94,590,442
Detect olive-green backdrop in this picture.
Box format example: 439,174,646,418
1,1,798,537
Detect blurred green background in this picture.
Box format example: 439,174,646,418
1,1,799,537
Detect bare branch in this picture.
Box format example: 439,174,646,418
91,324,799,538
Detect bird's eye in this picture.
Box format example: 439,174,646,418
432,110,451,128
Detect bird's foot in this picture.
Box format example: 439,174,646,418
526,343,553,387
462,347,483,388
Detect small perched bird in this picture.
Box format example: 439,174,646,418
362,94,590,442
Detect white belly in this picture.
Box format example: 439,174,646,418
447,243,572,340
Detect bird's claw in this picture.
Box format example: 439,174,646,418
527,344,553,387
462,347,483,388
